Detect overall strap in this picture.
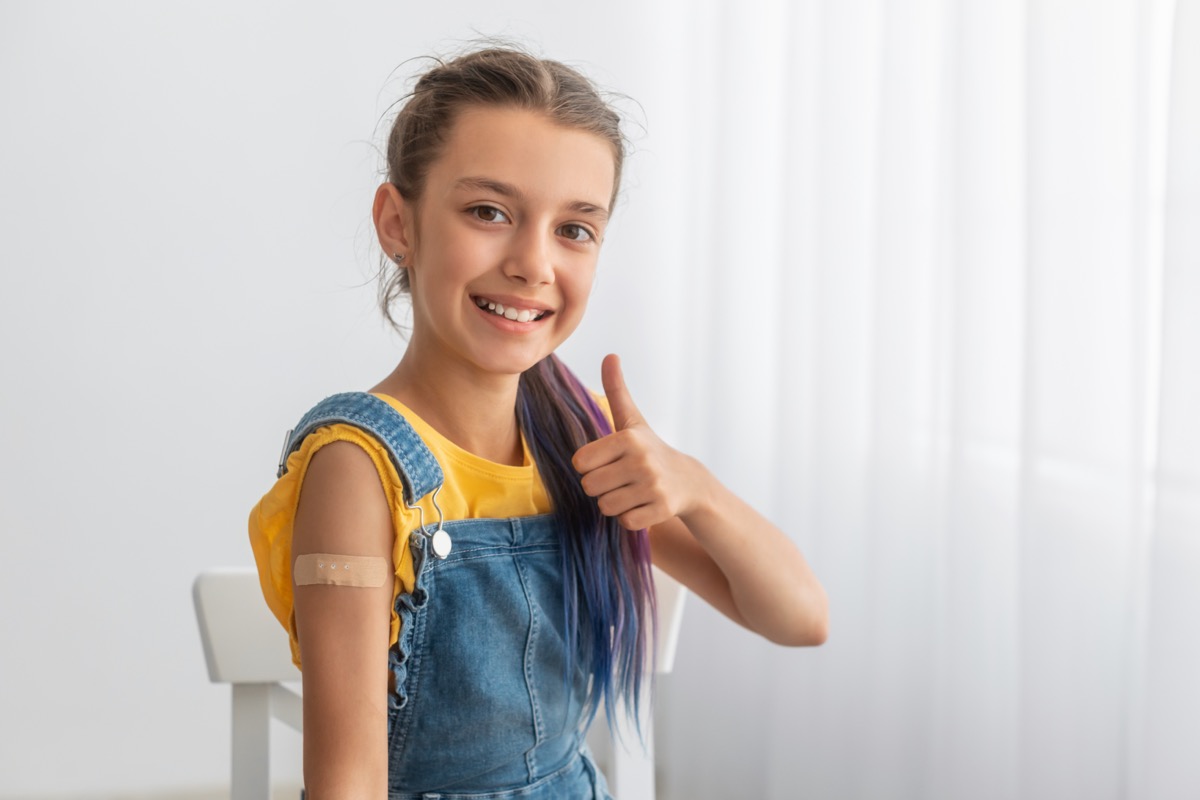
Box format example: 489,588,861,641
276,392,443,506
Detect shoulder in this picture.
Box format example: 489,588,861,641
303,440,387,504
294,438,393,552
248,421,403,653
287,419,405,520
283,420,407,500
256,420,408,554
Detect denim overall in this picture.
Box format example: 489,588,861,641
281,393,612,799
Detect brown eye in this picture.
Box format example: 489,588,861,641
471,205,509,223
558,223,594,242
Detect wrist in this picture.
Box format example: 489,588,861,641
676,453,717,524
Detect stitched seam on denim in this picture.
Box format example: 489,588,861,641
577,742,610,799
390,555,433,774
399,566,431,751
387,749,583,800
435,542,558,556
284,393,443,501
285,413,434,497
446,548,559,565
294,408,435,500
438,543,521,557
438,514,556,530
512,552,543,783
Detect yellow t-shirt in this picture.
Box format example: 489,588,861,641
248,393,553,669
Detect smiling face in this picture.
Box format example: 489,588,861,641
384,105,616,381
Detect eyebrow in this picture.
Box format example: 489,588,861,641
454,176,610,222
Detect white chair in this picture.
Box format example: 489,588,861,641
193,566,686,800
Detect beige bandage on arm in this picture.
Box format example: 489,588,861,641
294,554,389,587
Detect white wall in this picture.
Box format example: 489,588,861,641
8,3,1197,800
0,3,694,796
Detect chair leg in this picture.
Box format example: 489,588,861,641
231,684,272,800
609,697,656,800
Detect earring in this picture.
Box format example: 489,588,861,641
392,253,406,265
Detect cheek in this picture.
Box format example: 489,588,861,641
443,234,501,278
560,267,596,318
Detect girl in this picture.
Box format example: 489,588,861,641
250,45,827,799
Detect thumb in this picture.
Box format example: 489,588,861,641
601,353,644,431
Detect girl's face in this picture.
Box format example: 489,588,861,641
399,106,616,379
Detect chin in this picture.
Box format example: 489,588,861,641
474,349,553,378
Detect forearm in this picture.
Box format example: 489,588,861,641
674,457,828,646
577,355,828,645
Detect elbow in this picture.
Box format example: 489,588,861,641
772,585,829,648
802,614,829,647
770,615,828,648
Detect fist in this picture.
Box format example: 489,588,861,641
572,354,698,531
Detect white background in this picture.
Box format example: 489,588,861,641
0,3,691,796
3,1,1199,799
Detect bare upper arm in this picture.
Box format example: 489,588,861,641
292,439,395,797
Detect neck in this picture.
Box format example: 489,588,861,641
371,344,527,467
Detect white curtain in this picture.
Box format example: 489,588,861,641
1,2,1195,796
650,0,1200,797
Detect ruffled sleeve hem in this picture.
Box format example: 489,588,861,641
248,422,419,669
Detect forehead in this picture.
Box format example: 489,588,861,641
425,106,616,210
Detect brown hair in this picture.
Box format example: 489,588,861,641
377,46,625,325
374,46,654,727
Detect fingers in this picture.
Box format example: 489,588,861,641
601,353,644,431
578,460,636,499
571,435,623,474
592,485,650,521
592,486,665,531
577,446,671,530
577,355,671,530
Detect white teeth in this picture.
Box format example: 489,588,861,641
475,297,544,322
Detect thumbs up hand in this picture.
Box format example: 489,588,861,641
572,354,703,531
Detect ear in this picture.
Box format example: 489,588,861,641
373,183,415,258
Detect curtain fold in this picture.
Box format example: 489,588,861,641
655,1,1196,797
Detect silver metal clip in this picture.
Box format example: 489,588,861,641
277,428,294,476
406,484,451,559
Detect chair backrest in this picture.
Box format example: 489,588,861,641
193,564,686,800
194,567,299,684
652,565,687,674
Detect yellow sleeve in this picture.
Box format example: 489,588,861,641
248,423,418,669
591,391,615,432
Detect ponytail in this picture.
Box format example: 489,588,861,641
517,354,656,730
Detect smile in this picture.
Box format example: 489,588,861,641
472,296,551,323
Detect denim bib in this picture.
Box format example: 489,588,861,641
281,393,611,799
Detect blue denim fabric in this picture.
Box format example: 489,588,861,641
278,392,444,502
284,393,611,800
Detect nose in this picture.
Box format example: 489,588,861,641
503,226,555,286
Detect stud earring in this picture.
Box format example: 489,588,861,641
392,253,406,265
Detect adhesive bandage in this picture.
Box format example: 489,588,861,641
294,554,389,587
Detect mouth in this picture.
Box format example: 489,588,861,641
472,296,553,323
